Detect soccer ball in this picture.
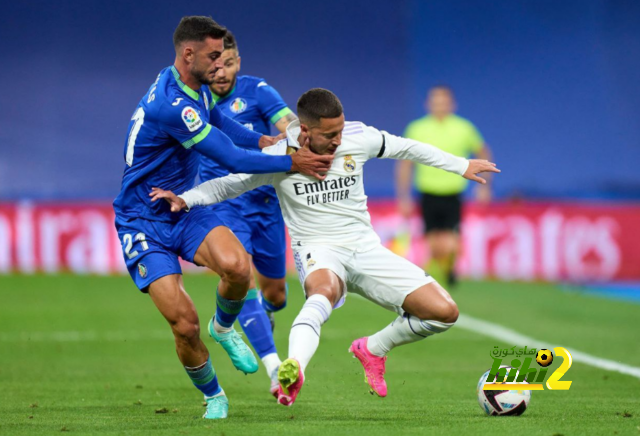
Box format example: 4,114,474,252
536,349,553,367
477,366,532,416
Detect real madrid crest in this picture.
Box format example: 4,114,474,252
306,252,316,268
343,155,356,172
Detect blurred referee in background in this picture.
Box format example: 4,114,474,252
396,85,492,287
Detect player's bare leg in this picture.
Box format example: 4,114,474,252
277,269,342,406
351,281,458,397
148,274,227,419
149,274,209,367
257,270,288,331
194,226,251,299
194,226,259,374
401,281,459,323
258,270,287,308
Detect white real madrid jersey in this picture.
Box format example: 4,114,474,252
180,120,469,251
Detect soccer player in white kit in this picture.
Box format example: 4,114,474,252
150,88,500,407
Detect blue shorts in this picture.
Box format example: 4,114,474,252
211,200,286,280
115,208,225,292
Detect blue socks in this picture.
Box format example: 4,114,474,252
185,357,221,397
215,288,245,329
237,289,277,358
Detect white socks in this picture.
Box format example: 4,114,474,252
288,294,333,371
367,314,455,357
262,352,282,377
287,294,455,367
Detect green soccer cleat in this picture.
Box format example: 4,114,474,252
203,391,228,420
208,318,259,374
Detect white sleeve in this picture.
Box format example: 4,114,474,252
379,131,469,176
179,140,287,209
179,173,273,209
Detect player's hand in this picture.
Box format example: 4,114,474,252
149,188,187,212
463,159,500,185
290,133,333,180
258,133,285,149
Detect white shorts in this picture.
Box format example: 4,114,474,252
292,244,434,314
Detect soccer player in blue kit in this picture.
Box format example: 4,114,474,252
112,16,332,419
200,31,298,396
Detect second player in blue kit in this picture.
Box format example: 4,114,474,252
199,31,299,396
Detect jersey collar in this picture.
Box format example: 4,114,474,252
285,120,302,149
211,84,236,104
170,66,200,101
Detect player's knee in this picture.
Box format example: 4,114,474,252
306,285,340,307
218,252,251,286
262,282,287,305
172,317,200,341
413,299,458,324
434,300,459,324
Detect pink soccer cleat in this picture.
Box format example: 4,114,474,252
277,358,305,406
349,337,388,397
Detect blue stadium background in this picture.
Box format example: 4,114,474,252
1,0,638,201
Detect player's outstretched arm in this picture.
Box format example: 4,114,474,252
193,126,332,179
182,172,271,208
149,171,271,211
379,132,500,183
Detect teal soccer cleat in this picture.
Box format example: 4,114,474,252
208,318,259,374
203,391,228,419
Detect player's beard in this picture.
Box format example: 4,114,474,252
214,76,236,98
192,64,215,86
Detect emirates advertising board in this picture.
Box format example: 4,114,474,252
0,201,638,282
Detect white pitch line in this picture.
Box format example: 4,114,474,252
457,313,640,380
0,330,171,343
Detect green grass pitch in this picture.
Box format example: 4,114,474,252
0,274,638,435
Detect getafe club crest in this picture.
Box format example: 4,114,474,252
138,263,148,278
230,98,248,114
343,155,356,172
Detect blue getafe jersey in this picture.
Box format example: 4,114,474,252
113,66,217,223
198,75,293,214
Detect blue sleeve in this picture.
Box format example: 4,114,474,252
210,104,261,147
159,101,212,148
192,125,292,174
255,81,294,125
